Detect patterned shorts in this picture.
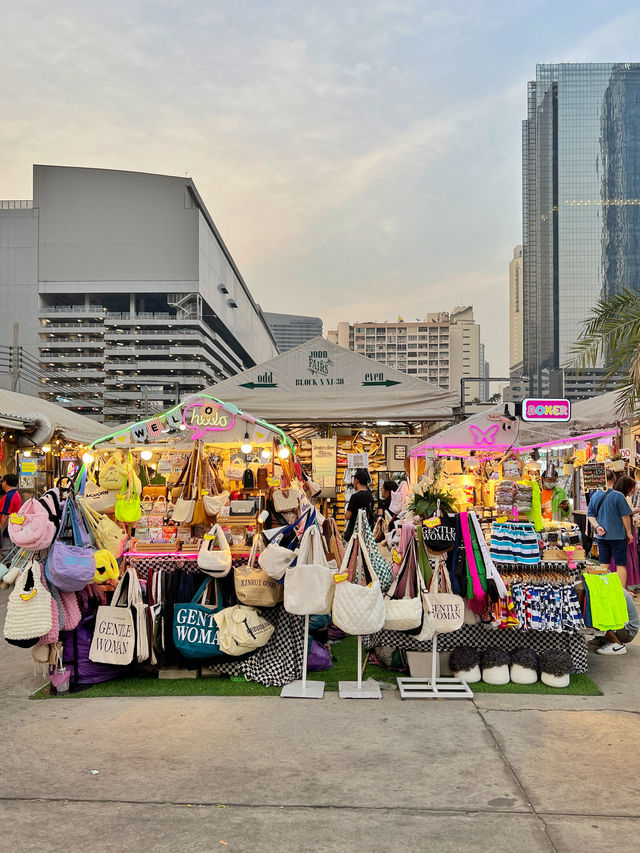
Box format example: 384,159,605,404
490,522,540,566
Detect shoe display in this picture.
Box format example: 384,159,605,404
596,643,627,656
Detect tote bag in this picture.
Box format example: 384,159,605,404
82,478,117,515
258,509,315,579
383,538,423,631
173,578,225,659
89,569,136,666
197,524,232,576
356,510,392,592
428,557,464,634
234,536,283,607
332,532,385,636
78,498,127,558
7,497,56,551
4,560,53,645
284,523,336,616
114,454,142,524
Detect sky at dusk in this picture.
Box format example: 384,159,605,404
3,0,640,375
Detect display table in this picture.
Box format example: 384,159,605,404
363,625,588,673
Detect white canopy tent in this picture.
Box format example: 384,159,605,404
569,391,632,433
0,388,106,444
200,337,458,424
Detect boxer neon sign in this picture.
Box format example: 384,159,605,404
522,398,571,423
182,401,236,439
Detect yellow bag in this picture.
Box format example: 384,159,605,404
93,549,120,583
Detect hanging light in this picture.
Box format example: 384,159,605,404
261,448,271,459
42,445,51,453
241,432,252,455
82,452,95,464
278,444,290,459
151,463,157,471
22,450,32,457
140,450,153,461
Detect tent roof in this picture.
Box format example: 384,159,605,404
569,391,631,433
0,388,106,444
200,337,458,423
409,403,619,456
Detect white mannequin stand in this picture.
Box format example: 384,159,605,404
281,614,324,699
396,631,474,699
338,636,381,699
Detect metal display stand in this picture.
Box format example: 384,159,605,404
338,636,381,699
281,614,325,699
396,632,474,699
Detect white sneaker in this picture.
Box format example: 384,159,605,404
596,643,627,655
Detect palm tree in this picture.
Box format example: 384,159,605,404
570,286,640,414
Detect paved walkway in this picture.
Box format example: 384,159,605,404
0,588,638,852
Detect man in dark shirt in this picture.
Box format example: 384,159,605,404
344,469,374,541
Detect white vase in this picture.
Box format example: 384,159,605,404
482,664,510,685
541,671,570,688
453,665,481,683
510,663,538,684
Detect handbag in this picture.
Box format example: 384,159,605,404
272,487,301,513
89,569,136,666
3,559,53,646
284,520,336,616
421,512,457,553
197,523,232,576
141,485,167,500
46,499,96,592
428,557,464,633
114,454,142,524
256,466,269,490
203,491,229,516
98,454,127,491
173,578,225,659
416,522,434,587
214,604,274,655
81,478,117,515
332,532,386,636
78,498,127,558
383,538,423,631
93,549,120,583
356,509,392,592
225,463,244,480
235,536,283,607
242,468,255,489
7,497,56,551
258,509,314,579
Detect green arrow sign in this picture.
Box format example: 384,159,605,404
362,380,401,388
239,381,278,389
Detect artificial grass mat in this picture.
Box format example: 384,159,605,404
31,635,601,698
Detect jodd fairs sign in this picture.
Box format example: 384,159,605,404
182,401,236,440
522,398,571,423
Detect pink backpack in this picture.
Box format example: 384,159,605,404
8,498,56,551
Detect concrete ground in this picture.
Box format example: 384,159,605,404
1,589,639,852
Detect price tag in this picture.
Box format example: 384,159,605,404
10,513,25,525
333,572,348,583
203,533,215,541
392,548,402,564
423,517,441,528
201,490,209,496
497,515,508,524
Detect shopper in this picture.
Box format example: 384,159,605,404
0,474,22,557
613,476,640,594
588,474,635,589
589,588,639,656
344,468,374,541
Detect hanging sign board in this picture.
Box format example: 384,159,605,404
386,437,418,472
522,398,571,423
581,462,606,490
312,438,337,494
19,459,38,476
347,452,369,469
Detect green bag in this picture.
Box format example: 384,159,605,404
416,522,433,588
115,453,142,523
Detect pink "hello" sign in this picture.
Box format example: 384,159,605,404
522,398,571,423
182,401,236,440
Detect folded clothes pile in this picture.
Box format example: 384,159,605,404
514,483,533,512
495,481,516,512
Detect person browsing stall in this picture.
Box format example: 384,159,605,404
588,473,635,589
344,468,374,541
0,474,22,557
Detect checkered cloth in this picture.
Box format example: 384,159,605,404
363,624,588,673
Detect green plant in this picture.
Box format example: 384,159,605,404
408,488,457,519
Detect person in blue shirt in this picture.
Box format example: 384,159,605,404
588,474,635,589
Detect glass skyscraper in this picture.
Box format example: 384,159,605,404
522,63,640,399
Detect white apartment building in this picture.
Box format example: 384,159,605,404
0,166,277,422
328,306,482,404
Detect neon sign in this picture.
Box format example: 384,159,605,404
469,424,499,447
182,401,236,440
522,398,571,423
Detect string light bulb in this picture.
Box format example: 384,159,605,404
23,450,32,457
140,450,153,461
42,445,51,453
82,452,95,465
241,431,252,454
277,444,290,459
261,448,271,459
